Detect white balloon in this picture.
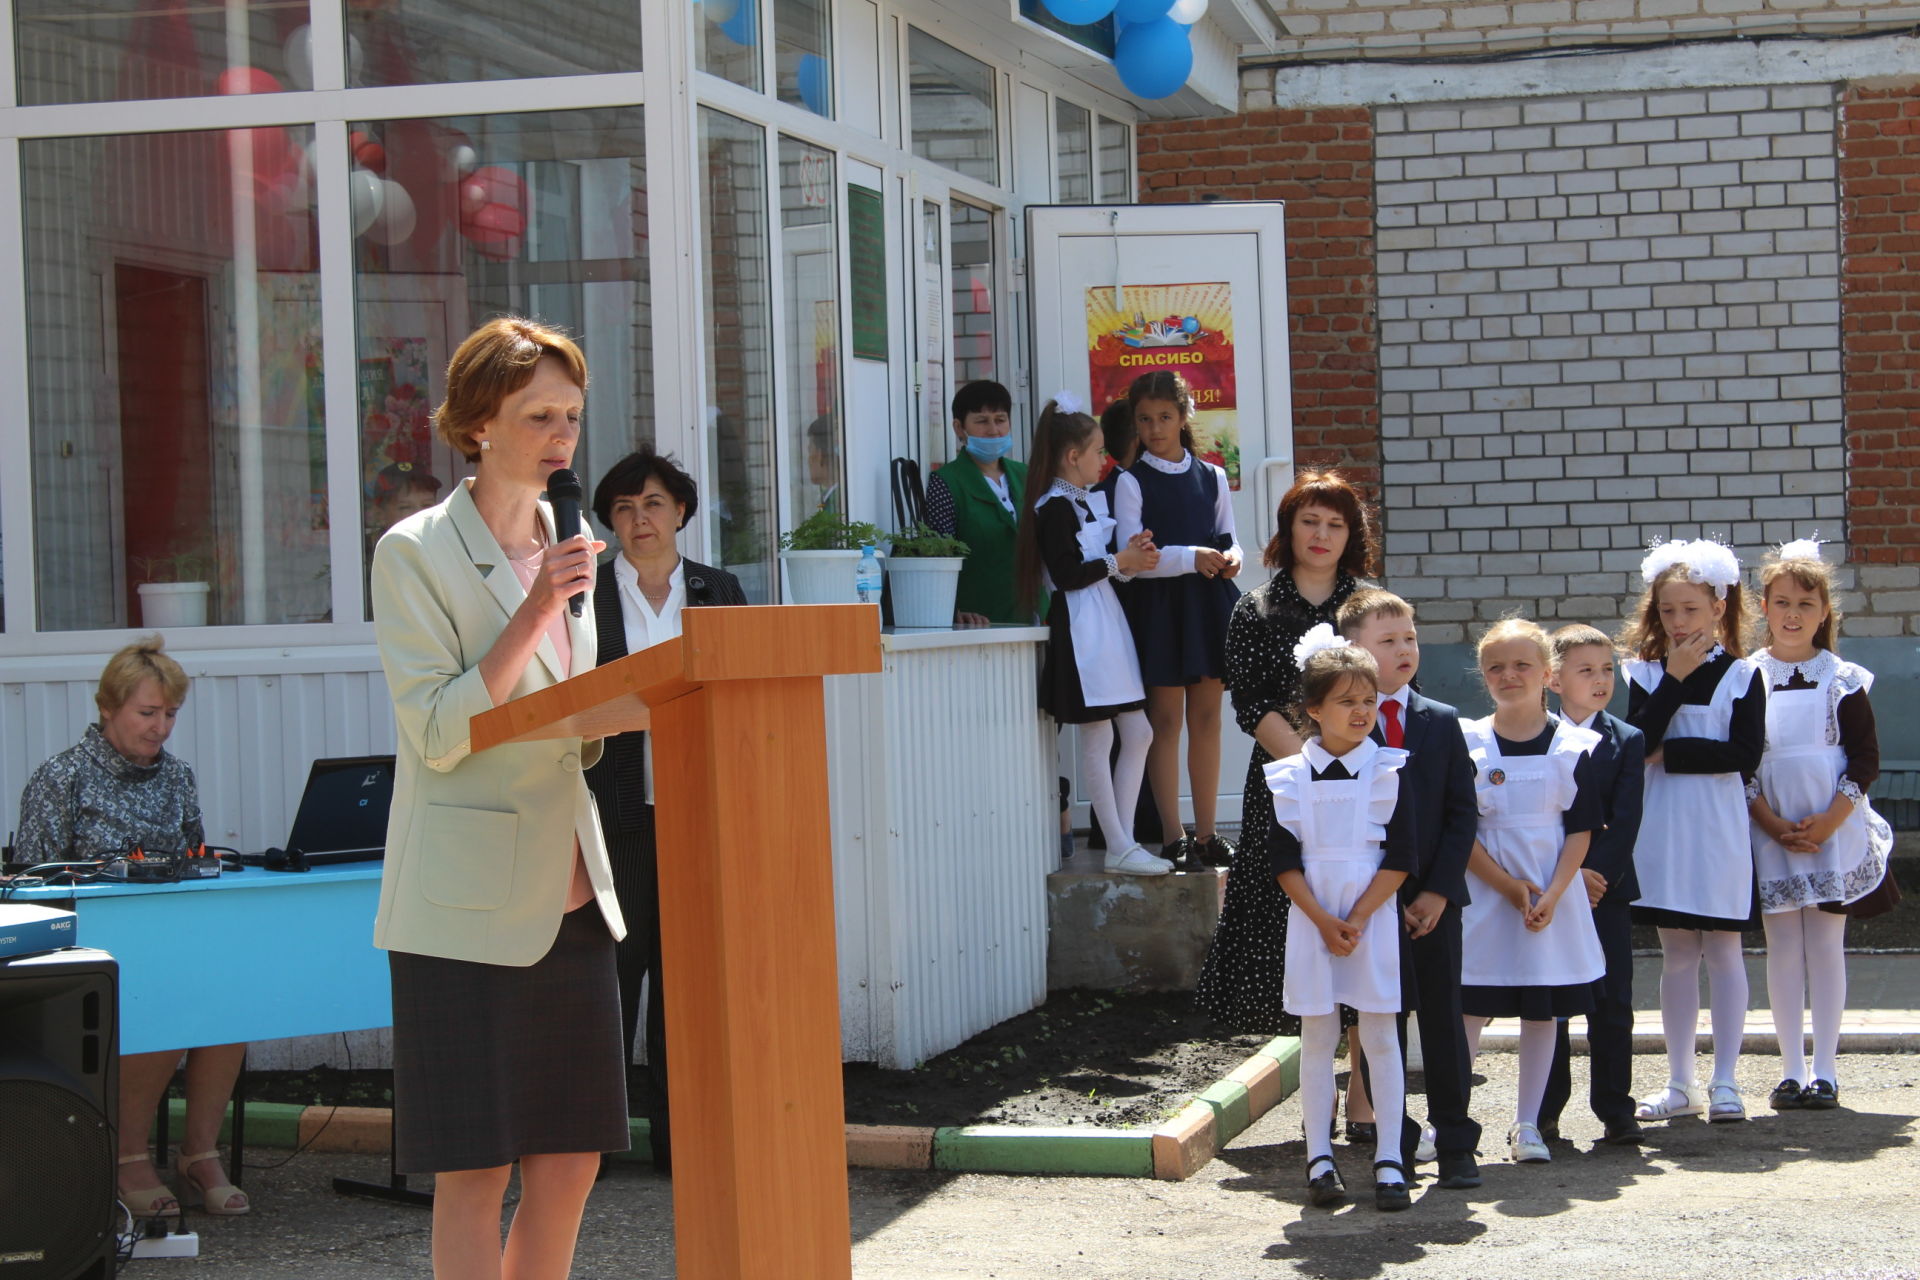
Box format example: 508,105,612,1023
349,168,385,236
1169,0,1208,21
283,25,313,91
701,0,742,23
445,144,478,182
284,140,317,212
367,179,417,245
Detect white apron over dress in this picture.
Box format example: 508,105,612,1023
1266,738,1410,1017
1750,650,1891,913
1626,656,1760,923
1458,718,1607,989
1040,484,1145,710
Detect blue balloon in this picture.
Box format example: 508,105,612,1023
797,53,829,116
1042,0,1119,22
1114,16,1192,100
1114,0,1174,23
718,0,756,46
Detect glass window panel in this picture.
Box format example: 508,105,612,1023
349,1,639,87
696,0,761,92
775,0,832,119
350,108,652,616
780,138,842,528
1098,116,1132,202
950,202,996,387
699,109,776,603
14,1,305,107
25,126,327,631
919,199,945,463
908,28,997,186
1055,100,1091,204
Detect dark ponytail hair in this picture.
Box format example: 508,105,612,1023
1014,399,1101,616
1126,368,1197,455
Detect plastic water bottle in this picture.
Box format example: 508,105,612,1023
855,544,882,605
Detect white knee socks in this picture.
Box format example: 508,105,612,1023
1765,906,1849,1085
1080,711,1152,856
1355,1013,1405,1184
1299,1014,1339,1166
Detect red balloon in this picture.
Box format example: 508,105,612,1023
353,140,388,175
457,165,527,261
216,65,282,95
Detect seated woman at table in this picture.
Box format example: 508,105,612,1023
14,636,249,1217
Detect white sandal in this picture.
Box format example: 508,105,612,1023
1707,1082,1747,1123
1635,1083,1703,1121
174,1148,251,1215
116,1153,180,1218
1103,844,1173,877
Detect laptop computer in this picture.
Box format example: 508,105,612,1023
247,756,396,866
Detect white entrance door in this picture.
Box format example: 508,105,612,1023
1027,202,1294,837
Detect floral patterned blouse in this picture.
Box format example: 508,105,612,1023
15,724,205,863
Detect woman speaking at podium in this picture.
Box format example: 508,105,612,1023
370,317,628,1279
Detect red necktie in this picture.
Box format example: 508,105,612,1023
1381,699,1404,749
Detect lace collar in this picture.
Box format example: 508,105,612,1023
1033,478,1089,511
1755,646,1835,687
1139,449,1192,475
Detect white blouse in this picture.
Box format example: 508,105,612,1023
614,556,686,802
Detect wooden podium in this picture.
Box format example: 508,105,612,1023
472,604,882,1279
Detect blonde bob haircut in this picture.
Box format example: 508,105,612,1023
97,635,189,715
433,317,589,463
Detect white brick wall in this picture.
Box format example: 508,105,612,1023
1259,1,1920,60
1374,85,1846,643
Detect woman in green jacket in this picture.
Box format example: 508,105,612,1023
925,380,1040,625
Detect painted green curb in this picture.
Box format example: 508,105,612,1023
1257,1035,1303,1095
163,1099,303,1149
932,1125,1154,1177
606,1118,657,1162
1193,1078,1253,1144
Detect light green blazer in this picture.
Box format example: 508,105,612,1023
370,478,626,966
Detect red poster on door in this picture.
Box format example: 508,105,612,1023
1086,281,1239,488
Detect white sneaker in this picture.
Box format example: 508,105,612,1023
1635,1082,1703,1121
1415,1124,1437,1164
1508,1122,1550,1164
1104,844,1173,876
1707,1082,1747,1123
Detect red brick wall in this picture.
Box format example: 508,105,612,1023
1137,107,1379,489
1840,82,1920,566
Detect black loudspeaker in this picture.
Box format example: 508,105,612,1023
0,947,119,1280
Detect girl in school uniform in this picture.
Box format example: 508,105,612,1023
1267,625,1414,1211
1750,539,1892,1111
1113,369,1243,870
1620,539,1766,1126
1015,394,1168,877
1457,618,1606,1165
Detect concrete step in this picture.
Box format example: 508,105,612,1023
1046,845,1224,992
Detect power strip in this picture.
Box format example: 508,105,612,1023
132,1231,200,1259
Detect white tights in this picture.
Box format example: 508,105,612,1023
1658,928,1749,1090
1079,711,1151,855
1464,1016,1557,1128
1763,907,1849,1085
1300,1012,1404,1183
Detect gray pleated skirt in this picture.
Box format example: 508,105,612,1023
388,905,631,1173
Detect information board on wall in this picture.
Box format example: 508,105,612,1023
849,184,887,362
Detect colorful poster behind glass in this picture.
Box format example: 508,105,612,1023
1085,282,1239,489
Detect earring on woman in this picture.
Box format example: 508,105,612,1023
479,439,492,451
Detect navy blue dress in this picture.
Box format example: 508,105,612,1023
1120,456,1240,687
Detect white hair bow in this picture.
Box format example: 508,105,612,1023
1292,622,1345,671
1640,537,1742,598
1776,536,1824,563
1052,390,1085,417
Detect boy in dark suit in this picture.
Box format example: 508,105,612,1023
1338,589,1483,1189
1538,624,1648,1145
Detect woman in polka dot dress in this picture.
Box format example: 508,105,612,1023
1196,471,1379,1031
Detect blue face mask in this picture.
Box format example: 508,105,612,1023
964,434,1013,462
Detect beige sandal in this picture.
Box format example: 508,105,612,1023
173,1148,250,1215
116,1153,180,1217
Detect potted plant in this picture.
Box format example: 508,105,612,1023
778,510,884,605
133,552,214,628
882,523,970,628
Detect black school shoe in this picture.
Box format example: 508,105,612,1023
1345,1120,1378,1144
1801,1079,1839,1110
1373,1160,1413,1212
1600,1118,1646,1146
1769,1079,1805,1110
1306,1154,1346,1207
1192,833,1236,868
1434,1151,1482,1189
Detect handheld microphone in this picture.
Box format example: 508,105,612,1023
546,468,586,618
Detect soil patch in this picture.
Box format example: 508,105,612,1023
841,988,1268,1130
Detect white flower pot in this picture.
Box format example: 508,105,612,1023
886,556,964,628
137,581,211,628
780,549,863,605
